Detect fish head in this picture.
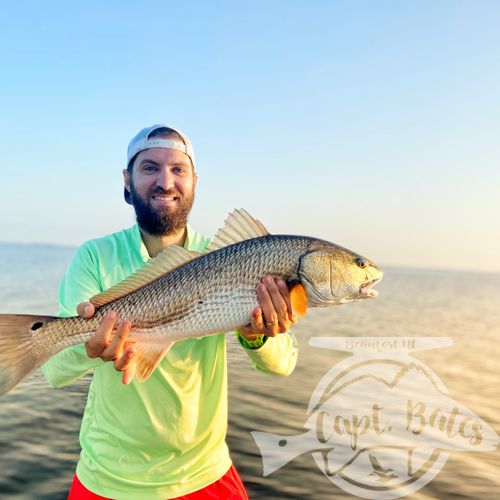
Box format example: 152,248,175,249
298,245,383,306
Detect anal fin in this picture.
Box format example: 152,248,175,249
132,341,175,382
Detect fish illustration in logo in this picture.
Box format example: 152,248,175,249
251,337,499,499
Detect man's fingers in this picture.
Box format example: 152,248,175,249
114,345,135,373
251,307,265,331
249,307,267,337
238,308,264,339
122,354,137,385
260,277,289,333
276,279,295,320
85,310,117,358
264,277,288,317
83,310,138,382
239,276,300,340
257,280,278,322
256,283,278,336
104,320,131,360
77,301,95,319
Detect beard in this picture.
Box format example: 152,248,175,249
129,181,195,236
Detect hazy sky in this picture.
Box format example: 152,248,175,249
1,1,499,272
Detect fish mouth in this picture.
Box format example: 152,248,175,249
359,278,382,298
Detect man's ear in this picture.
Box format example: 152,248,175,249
123,169,130,192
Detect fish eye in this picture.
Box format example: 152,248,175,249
355,257,367,269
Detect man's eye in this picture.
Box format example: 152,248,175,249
143,165,157,173
173,167,186,174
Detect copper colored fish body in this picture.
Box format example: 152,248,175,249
0,210,383,396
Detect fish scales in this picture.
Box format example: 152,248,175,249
109,235,318,332
34,235,320,356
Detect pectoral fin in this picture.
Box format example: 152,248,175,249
289,282,307,317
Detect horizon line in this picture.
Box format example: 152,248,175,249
0,240,499,276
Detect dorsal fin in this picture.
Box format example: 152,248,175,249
90,246,201,308
206,208,270,252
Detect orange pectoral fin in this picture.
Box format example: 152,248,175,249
289,282,307,317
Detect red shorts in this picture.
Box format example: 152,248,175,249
67,465,248,500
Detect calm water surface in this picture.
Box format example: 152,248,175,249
0,244,498,499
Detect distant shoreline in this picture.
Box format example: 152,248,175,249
0,241,76,251
0,242,498,277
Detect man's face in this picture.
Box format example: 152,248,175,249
123,147,197,236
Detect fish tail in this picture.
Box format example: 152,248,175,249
251,431,303,476
0,314,57,396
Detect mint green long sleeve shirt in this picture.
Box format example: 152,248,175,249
41,224,298,500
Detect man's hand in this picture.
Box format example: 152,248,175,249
77,302,136,384
238,276,298,340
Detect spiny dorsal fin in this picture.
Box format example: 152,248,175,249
90,246,201,308
206,208,270,252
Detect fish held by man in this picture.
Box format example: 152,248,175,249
0,209,383,397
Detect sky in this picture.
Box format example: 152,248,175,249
0,0,499,272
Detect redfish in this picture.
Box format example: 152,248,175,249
0,209,382,396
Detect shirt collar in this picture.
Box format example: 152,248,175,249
132,223,195,262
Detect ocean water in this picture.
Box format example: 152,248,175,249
0,243,499,499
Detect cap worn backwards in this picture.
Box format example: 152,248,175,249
124,124,196,205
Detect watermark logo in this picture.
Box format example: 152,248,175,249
251,337,499,499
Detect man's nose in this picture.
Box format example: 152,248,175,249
155,169,174,190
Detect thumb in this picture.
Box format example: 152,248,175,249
77,301,95,318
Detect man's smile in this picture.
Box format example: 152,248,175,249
151,194,180,206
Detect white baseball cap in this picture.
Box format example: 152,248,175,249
125,124,196,204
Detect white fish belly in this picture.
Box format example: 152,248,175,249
131,288,258,343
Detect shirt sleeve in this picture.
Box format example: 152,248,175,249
41,243,105,388
235,331,298,376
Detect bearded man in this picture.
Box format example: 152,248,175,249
42,124,299,500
